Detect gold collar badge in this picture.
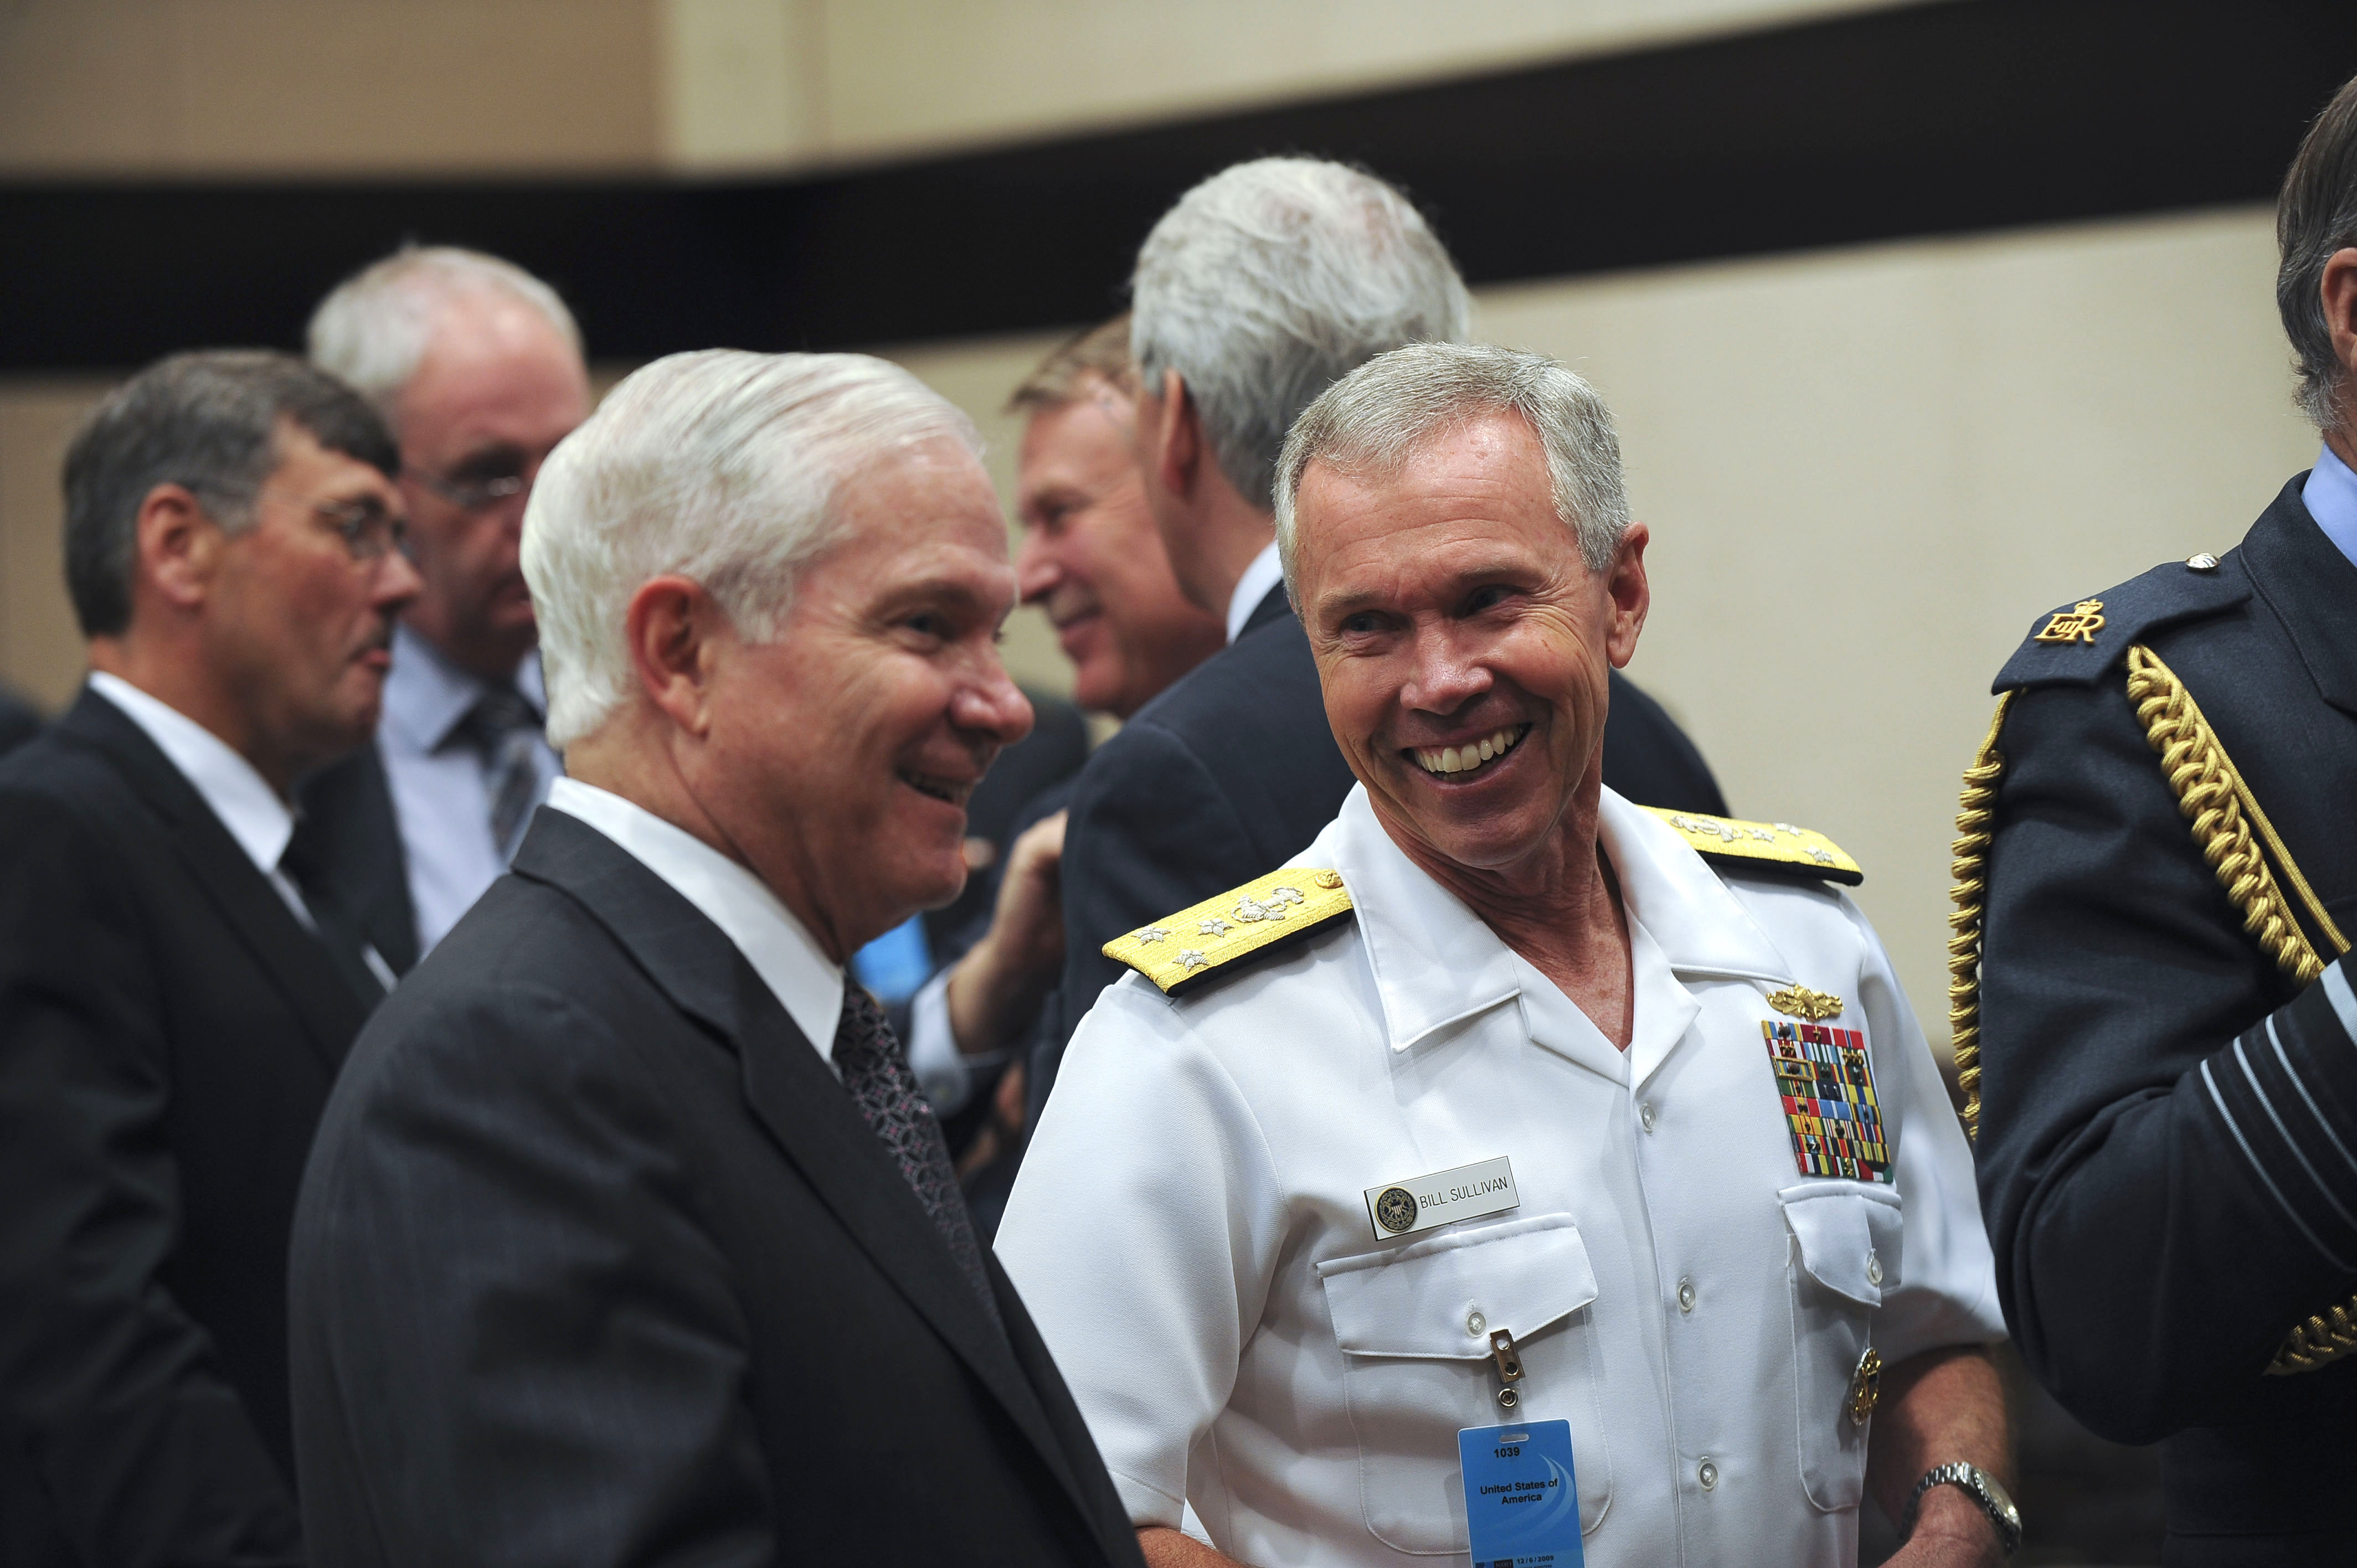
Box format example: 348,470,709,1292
2034,599,2106,645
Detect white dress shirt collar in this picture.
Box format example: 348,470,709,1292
380,621,545,755
2301,442,2357,572
543,777,846,1065
1320,784,1800,1070
1225,539,1288,646
88,671,294,877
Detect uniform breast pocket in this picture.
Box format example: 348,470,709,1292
1779,1182,1904,1511
1316,1213,1612,1555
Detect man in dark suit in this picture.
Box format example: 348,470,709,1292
289,349,1147,1568
0,352,417,1565
1968,74,2357,1562
1046,157,1726,1086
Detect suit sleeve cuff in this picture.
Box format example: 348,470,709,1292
2196,953,2357,1271
1108,1464,1186,1531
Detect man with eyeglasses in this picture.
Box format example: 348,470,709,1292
0,350,419,1565
301,246,593,966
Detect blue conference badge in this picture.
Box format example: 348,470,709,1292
1458,1419,1584,1568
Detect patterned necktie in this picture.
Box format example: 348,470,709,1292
456,685,543,854
832,984,1002,1324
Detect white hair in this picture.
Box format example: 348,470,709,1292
522,349,983,749
307,245,584,420
1130,157,1472,509
1273,342,1632,589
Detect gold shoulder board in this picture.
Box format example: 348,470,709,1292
1644,808,1863,886
1101,867,1356,997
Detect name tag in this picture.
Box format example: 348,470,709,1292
1363,1156,1519,1239
1459,1419,1584,1567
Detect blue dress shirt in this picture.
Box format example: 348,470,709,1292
379,624,563,953
2301,443,2357,572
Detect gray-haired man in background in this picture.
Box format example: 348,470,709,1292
299,247,592,969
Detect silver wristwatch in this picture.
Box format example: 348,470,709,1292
1903,1461,2021,1557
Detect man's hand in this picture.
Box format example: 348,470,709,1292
1868,1345,2012,1568
945,811,1067,1056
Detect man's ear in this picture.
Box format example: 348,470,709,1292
2322,247,2357,434
135,483,220,613
625,575,728,738
1603,521,1651,670
1148,369,1201,501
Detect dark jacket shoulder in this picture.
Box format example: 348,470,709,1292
1993,550,2255,694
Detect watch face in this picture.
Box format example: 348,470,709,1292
1975,1468,2020,1523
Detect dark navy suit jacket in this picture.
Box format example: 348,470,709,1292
289,809,1146,1568
0,690,377,1567
1978,477,2357,1557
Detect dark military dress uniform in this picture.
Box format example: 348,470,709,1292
1968,475,2357,1562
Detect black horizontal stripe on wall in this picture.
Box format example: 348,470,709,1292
1,0,2350,372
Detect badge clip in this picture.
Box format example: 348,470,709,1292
1490,1328,1525,1410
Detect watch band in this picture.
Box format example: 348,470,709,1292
1903,1461,2023,1557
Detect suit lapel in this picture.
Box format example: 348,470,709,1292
511,812,1099,1526
60,689,370,1074
2243,478,2357,720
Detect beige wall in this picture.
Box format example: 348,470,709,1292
1,0,1915,176
0,1,662,176
663,0,1919,171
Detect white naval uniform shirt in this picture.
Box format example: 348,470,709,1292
995,785,2004,1568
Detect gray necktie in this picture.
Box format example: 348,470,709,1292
457,685,542,853
832,984,1001,1324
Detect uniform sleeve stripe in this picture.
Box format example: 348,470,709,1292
2269,1015,2357,1181
2202,1058,2352,1271
2236,1034,2357,1237
2323,960,2357,1046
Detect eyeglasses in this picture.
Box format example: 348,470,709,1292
311,497,410,563
414,470,528,512
246,488,410,563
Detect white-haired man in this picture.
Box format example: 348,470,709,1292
287,351,1147,1568
300,246,593,967
1047,157,1728,1105
999,343,2014,1568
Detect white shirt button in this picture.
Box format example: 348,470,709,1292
1638,1100,1657,1132
1697,1457,1718,1490
1866,1251,1883,1287
1466,1310,1487,1337
1677,1276,1696,1313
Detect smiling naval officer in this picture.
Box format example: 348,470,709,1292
994,344,2015,1568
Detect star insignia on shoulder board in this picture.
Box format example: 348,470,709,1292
1100,868,1358,997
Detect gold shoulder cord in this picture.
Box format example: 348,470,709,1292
1948,646,2357,1375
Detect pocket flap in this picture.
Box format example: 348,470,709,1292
1317,1213,1598,1359
1778,1183,1903,1307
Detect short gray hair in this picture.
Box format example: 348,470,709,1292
1273,342,1631,590
307,245,584,422
62,350,398,639
1131,157,1471,509
2278,72,2357,430
522,349,982,749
